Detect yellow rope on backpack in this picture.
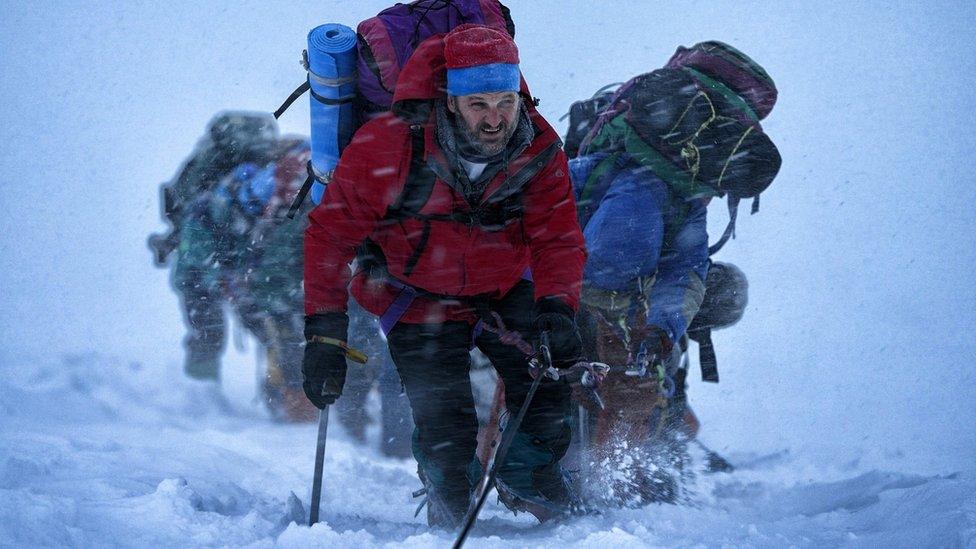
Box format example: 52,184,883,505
715,123,755,191
668,90,716,183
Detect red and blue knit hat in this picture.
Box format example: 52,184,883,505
444,24,520,96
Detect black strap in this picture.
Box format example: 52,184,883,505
409,1,463,47
387,126,437,273
286,161,324,220
488,141,560,205
274,81,310,120
435,207,523,229
357,34,392,96
708,194,763,256
387,125,437,218
694,329,719,383
307,79,356,106
359,238,496,305
673,364,688,398
708,195,740,256
402,139,559,230
403,220,431,276
273,76,356,120
278,71,358,217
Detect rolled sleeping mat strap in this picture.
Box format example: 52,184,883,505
274,81,311,120
306,23,358,206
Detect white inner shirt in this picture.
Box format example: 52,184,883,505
458,156,488,183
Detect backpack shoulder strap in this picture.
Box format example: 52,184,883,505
708,195,739,256
385,124,436,220
707,194,761,256
689,328,720,382
485,139,561,205
575,152,632,229
379,124,435,276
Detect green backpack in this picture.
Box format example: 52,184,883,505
568,41,781,256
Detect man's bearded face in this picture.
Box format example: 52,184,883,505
448,91,520,156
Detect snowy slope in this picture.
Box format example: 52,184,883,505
1,1,975,547
2,353,973,547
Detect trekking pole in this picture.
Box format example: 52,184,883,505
308,405,330,526
452,332,555,549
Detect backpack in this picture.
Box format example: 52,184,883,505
356,0,515,118
275,0,515,217
565,41,781,256
562,83,621,159
565,42,776,382
148,112,280,266
168,112,280,223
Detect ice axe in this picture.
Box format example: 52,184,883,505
308,404,330,526
307,339,367,526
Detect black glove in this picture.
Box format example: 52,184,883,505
533,297,582,368
302,312,350,409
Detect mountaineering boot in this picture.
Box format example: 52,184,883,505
419,467,471,529
180,377,233,417
418,462,484,528
183,355,221,382
412,430,483,528
495,430,579,521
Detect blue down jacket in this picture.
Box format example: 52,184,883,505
569,153,709,344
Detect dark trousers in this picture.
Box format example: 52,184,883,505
178,273,226,380
386,280,572,508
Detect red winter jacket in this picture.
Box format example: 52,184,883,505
304,34,586,324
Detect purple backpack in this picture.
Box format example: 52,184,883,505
277,1,514,218
356,0,515,117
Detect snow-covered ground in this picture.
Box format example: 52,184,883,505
1,1,975,547
3,352,973,547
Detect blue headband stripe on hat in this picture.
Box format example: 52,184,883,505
446,63,520,96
